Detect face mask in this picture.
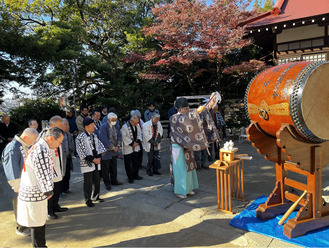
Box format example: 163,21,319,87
111,121,117,126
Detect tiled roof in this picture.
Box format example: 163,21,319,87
243,0,329,28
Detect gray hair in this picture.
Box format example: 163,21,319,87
28,119,37,126
130,115,139,122
22,127,38,137
44,127,64,140
62,118,69,123
130,110,141,118
49,115,63,126
151,113,160,119
107,112,117,120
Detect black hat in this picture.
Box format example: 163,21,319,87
108,107,116,114
174,97,189,109
83,117,94,127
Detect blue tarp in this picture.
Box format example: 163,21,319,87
230,195,329,247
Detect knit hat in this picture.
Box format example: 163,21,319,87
83,117,94,127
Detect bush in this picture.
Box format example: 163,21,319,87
10,99,65,132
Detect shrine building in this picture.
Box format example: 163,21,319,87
241,0,329,65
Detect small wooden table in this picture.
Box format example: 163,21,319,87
210,149,245,214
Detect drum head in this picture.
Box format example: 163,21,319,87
302,63,329,140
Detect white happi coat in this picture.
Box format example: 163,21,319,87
39,129,64,183
76,131,106,173
121,122,142,155
17,138,54,227
143,120,163,152
50,145,64,183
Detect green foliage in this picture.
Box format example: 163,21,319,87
263,0,274,11
253,0,274,12
10,98,65,132
252,0,262,10
0,0,271,120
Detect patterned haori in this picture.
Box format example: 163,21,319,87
201,109,221,144
17,138,54,227
76,131,106,173
170,109,208,171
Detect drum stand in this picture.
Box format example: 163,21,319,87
247,122,329,238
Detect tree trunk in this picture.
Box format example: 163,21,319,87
216,61,223,94
187,74,196,94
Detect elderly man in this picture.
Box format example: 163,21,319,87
0,128,38,237
143,113,163,176
169,98,206,199
76,118,106,207
131,110,145,169
92,109,102,136
170,95,220,199
17,127,64,247
40,116,68,219
28,119,39,132
121,115,143,183
99,112,123,190
76,105,90,135
0,115,18,154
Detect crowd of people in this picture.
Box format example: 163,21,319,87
0,96,226,247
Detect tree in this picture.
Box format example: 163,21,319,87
126,0,259,95
252,0,274,12
263,0,275,11
10,98,65,132
253,0,262,10
1,0,168,109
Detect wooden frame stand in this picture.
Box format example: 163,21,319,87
210,148,245,214
247,122,329,238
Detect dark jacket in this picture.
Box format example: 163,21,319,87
67,116,78,134
0,122,18,152
99,120,122,160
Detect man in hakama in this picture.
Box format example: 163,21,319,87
170,94,221,199
17,127,64,247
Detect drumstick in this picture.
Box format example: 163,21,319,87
278,190,307,225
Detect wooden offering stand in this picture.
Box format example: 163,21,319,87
247,122,329,238
210,148,247,214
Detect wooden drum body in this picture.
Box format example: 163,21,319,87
245,61,329,143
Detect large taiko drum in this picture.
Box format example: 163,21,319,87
245,61,329,143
